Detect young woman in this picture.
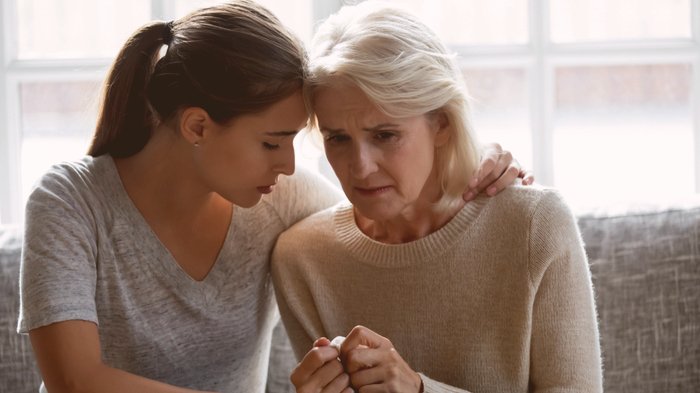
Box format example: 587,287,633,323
17,2,526,393
271,3,603,393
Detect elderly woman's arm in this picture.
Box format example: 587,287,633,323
527,191,604,392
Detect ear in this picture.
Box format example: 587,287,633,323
431,110,451,147
179,107,211,146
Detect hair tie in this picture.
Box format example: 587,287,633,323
163,21,174,45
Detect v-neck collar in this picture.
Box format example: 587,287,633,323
102,155,235,288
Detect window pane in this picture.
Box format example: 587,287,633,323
175,0,313,43
18,0,150,59
379,0,528,45
553,64,693,207
550,0,691,43
464,67,532,170
20,81,100,203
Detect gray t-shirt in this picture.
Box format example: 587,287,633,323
17,155,342,393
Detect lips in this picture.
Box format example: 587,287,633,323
354,186,392,196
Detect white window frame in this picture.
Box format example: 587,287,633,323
450,0,700,189
1,0,699,224
0,0,342,224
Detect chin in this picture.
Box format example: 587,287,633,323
223,192,263,208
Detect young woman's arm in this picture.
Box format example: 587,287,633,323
463,142,535,202
30,321,216,393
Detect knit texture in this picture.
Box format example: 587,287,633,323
272,186,603,393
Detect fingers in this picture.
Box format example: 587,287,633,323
291,345,342,387
344,345,378,374
471,155,497,190
520,169,535,185
329,327,421,393
484,164,520,196
320,371,351,393
465,150,511,200
295,360,347,393
314,337,332,347
348,364,384,389
465,143,538,201
340,326,391,358
344,346,422,393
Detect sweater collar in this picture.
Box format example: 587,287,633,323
333,195,489,268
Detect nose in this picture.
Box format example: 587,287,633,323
276,144,295,176
349,142,378,179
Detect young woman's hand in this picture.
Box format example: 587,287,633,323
463,142,535,202
291,337,353,393
339,326,423,393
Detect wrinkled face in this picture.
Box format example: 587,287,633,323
193,90,307,207
314,84,448,221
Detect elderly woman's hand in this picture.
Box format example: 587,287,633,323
339,326,423,393
291,337,353,393
463,142,535,202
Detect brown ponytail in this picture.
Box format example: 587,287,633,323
88,0,308,158
88,22,168,157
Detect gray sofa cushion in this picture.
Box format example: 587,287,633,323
578,203,700,393
0,226,41,393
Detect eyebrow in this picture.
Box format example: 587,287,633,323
265,130,301,137
362,123,399,132
266,122,309,137
320,123,400,133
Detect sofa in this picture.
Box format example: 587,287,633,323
2,199,700,392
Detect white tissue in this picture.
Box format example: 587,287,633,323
330,335,346,352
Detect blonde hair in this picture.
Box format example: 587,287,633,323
307,1,481,209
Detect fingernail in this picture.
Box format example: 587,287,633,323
464,191,474,201
487,187,497,196
469,177,479,188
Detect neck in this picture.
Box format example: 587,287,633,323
113,125,230,225
354,196,465,244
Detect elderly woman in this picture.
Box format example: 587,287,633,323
271,3,603,393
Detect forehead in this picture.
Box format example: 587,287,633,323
313,83,384,121
241,90,309,131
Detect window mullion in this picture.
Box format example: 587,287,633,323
693,0,700,192
0,0,22,224
529,0,554,186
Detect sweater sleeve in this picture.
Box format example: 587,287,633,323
271,226,326,362
527,191,603,392
273,278,318,362
419,373,473,393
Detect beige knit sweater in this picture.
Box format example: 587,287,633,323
271,187,603,393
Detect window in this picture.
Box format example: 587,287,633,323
0,0,324,224
1,0,698,223
385,0,698,209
